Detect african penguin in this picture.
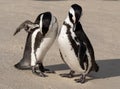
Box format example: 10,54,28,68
14,12,58,77
58,4,99,83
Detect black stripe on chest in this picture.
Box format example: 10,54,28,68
63,22,79,57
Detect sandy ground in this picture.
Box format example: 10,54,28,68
0,0,120,89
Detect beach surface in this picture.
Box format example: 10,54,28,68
0,0,120,89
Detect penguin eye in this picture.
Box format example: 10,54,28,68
69,12,74,23
25,26,29,30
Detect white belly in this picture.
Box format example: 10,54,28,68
58,27,84,73
36,37,55,62
36,22,58,62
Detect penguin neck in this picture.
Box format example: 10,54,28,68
65,16,77,32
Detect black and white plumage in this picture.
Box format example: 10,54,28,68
58,4,99,83
14,12,58,76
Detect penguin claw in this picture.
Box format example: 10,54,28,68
74,74,85,83
60,71,74,78
74,78,85,83
38,63,55,73
38,72,47,77
33,72,47,77
32,66,47,77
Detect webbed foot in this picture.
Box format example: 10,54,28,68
60,70,75,78
38,63,55,73
74,74,86,83
32,66,47,77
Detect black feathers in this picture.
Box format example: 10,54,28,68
34,32,43,52
42,12,52,36
69,12,74,24
71,4,82,23
75,22,99,72
35,12,52,36
78,42,87,70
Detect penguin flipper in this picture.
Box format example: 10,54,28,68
93,62,99,72
78,42,87,70
13,20,39,36
75,22,99,72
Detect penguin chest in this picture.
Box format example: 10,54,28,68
35,38,53,60
58,27,84,73
35,28,57,62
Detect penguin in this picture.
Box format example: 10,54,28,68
14,12,58,76
58,4,99,83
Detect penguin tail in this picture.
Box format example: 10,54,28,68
14,60,31,70
93,63,99,72
13,20,39,36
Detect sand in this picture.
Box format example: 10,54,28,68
0,0,120,89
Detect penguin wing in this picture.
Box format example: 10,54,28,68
75,22,95,58
75,22,95,69
78,42,87,70
79,31,99,72
13,20,39,36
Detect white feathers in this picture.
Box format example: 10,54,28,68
31,29,40,66
35,20,58,63
85,49,92,74
58,23,84,73
69,7,76,23
39,14,44,34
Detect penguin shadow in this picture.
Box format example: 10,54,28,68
46,59,120,79
45,63,69,71
89,59,120,79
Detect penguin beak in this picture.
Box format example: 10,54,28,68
73,24,76,32
35,24,40,28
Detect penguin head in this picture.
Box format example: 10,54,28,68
35,12,52,36
68,4,82,24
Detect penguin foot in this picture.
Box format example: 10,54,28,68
38,63,55,73
74,74,86,83
60,73,73,78
32,66,47,77
60,70,75,78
